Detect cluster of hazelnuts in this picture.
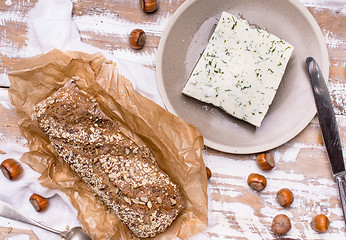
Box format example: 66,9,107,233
247,153,330,236
129,0,159,50
1,158,49,212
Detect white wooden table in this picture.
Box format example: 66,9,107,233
0,0,345,239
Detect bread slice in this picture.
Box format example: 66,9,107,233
33,81,186,238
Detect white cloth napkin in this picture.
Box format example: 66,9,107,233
0,0,166,239
25,0,164,108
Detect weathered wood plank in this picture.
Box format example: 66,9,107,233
0,0,345,239
0,226,39,240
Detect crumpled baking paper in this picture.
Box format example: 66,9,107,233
8,49,208,240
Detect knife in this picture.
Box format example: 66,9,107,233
306,57,346,224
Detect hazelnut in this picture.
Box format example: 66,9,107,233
140,0,158,13
29,194,49,212
277,188,294,208
247,173,267,191
256,153,275,170
0,158,23,180
206,167,212,180
311,214,330,233
129,29,146,50
272,214,292,236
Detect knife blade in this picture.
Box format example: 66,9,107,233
306,57,346,224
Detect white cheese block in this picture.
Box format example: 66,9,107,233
182,12,294,127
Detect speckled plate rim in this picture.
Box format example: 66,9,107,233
156,0,329,154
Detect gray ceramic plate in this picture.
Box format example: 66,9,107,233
156,0,329,154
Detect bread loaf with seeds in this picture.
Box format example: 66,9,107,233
33,81,186,238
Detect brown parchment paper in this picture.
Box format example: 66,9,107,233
8,49,208,240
